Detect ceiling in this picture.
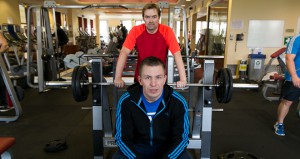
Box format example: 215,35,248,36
19,0,194,16
19,0,192,5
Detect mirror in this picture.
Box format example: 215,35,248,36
207,0,228,56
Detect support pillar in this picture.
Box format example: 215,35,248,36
95,14,100,47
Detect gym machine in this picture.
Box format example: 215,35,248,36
4,24,31,77
259,48,286,101
45,54,258,159
1,24,22,71
26,1,125,92
23,1,260,158
75,28,98,53
25,1,86,92
0,48,23,122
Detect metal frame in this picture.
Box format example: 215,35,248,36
26,1,86,92
92,59,215,159
0,51,23,122
44,61,257,159
167,6,191,84
26,6,57,92
45,78,258,88
91,58,104,159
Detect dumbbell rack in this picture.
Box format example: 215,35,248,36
88,58,215,159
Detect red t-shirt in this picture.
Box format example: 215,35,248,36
123,24,180,80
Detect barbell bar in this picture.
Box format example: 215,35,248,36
82,54,225,59
45,81,258,88
45,66,258,103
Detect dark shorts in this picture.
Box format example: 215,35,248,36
281,81,300,101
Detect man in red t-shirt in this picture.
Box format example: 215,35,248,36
114,3,187,88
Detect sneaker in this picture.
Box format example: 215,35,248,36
274,123,285,136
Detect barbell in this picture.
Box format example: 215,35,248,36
63,66,258,103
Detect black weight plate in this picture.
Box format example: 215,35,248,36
215,68,229,103
44,139,67,153
221,68,230,103
72,66,80,102
224,68,233,103
75,67,83,101
215,69,222,103
221,69,229,103
75,66,89,102
218,150,259,159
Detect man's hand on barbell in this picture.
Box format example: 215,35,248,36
114,78,125,88
176,80,187,88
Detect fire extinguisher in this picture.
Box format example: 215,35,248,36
239,60,247,81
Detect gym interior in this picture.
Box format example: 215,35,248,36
0,0,300,159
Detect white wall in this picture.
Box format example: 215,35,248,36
225,0,300,66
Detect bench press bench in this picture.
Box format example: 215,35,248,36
0,137,15,159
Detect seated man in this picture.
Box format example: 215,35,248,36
113,56,192,159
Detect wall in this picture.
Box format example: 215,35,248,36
108,19,122,30
70,9,96,44
225,0,300,66
0,0,20,24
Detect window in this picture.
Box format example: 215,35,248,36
196,21,207,44
19,4,27,29
121,20,132,32
100,20,109,44
135,20,144,26
176,21,180,43
19,5,26,24
176,21,186,43
78,17,83,30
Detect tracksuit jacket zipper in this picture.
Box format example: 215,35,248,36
135,98,170,146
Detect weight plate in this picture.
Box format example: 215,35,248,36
224,68,233,103
215,68,229,103
215,69,224,103
218,151,260,159
75,66,89,102
72,66,80,102
218,150,259,159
